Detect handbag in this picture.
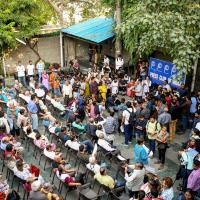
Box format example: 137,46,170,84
158,142,167,149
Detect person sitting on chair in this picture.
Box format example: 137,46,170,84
65,134,94,154
72,119,85,134
94,167,124,189
86,156,100,174
44,145,64,164
77,144,90,163
56,165,84,186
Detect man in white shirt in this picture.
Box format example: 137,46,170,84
86,156,100,174
122,101,133,146
135,80,143,100
16,61,26,87
26,60,35,83
124,162,145,198
97,132,116,152
103,55,110,67
110,78,119,95
62,80,73,105
36,59,44,83
65,136,80,151
116,55,124,71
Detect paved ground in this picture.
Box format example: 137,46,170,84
1,122,186,199
1,69,187,199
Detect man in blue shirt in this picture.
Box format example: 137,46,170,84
27,94,38,130
134,139,148,165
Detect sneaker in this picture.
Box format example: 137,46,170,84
122,143,129,147
154,160,161,164
158,164,164,170
128,141,132,144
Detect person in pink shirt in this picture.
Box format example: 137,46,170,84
34,132,56,150
42,70,49,90
187,159,200,195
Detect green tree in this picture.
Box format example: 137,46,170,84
46,0,110,26
116,0,200,75
0,0,54,62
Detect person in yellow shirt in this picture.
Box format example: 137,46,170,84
94,167,115,189
49,71,55,89
146,116,161,155
84,78,90,97
98,81,107,101
54,76,61,97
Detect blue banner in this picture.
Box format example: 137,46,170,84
148,57,185,88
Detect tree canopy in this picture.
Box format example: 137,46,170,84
116,0,200,75
0,0,54,52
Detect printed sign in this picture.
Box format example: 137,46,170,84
148,57,185,88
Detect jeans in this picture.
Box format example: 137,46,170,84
7,117,14,130
18,76,26,87
149,139,156,154
54,88,61,97
38,72,42,83
181,115,188,131
31,113,38,130
135,131,145,141
81,140,94,154
124,124,132,145
74,92,80,99
64,95,70,106
27,75,34,85
158,147,167,164
182,169,192,191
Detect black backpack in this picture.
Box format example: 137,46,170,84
126,109,136,126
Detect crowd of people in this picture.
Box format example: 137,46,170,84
0,54,199,200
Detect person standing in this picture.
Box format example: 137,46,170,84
187,159,200,196
135,80,143,101
36,59,44,83
122,101,133,147
103,55,110,67
116,54,124,71
98,81,107,101
104,111,118,141
134,139,149,165
62,80,73,106
124,162,145,198
169,99,179,141
146,116,161,155
156,126,169,170
110,77,119,96
157,107,171,127
26,60,35,84
27,94,38,130
42,71,49,90
134,114,147,141
54,76,61,97
180,96,191,132
90,77,98,97
16,61,26,87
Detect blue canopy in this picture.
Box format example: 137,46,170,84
61,18,115,44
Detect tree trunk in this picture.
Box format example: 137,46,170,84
115,0,122,57
26,39,42,63
191,57,198,92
